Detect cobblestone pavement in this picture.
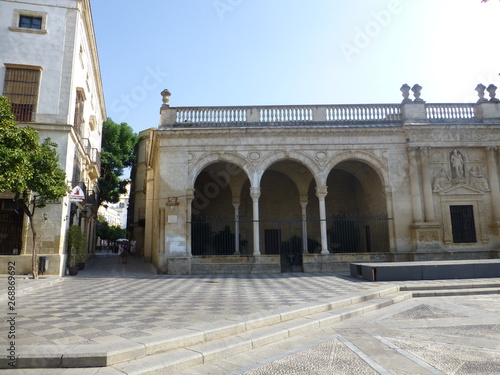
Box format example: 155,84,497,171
207,294,500,375
1,252,500,374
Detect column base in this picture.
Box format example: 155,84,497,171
491,222,500,236
411,222,442,251
167,257,191,275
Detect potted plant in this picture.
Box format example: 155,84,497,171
67,225,86,275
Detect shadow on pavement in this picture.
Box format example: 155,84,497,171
73,251,158,279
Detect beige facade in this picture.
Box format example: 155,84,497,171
0,0,105,275
130,85,500,274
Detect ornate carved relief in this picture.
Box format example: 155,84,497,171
433,169,451,192
470,166,490,191
418,230,439,244
315,151,328,162
432,149,490,193
248,152,261,162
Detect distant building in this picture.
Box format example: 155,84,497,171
130,85,500,274
0,0,105,275
99,184,130,229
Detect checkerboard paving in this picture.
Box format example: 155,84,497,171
1,254,394,349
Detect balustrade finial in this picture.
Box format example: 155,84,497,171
161,89,172,107
411,84,424,102
400,84,412,103
487,84,499,103
475,84,488,103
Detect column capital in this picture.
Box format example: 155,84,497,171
185,188,195,201
315,186,328,198
250,187,261,199
486,146,498,153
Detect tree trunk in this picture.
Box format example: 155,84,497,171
28,214,38,280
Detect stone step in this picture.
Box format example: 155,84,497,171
400,281,500,291
112,292,413,375
410,286,500,297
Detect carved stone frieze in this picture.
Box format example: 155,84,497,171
405,128,500,143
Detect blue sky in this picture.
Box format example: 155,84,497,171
91,0,500,134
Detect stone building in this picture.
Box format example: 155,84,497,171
0,0,105,275
130,84,500,275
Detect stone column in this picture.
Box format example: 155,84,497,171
186,189,194,257
486,147,500,224
300,196,309,254
159,207,166,254
419,147,436,222
233,198,241,255
316,186,329,254
408,147,424,223
251,187,261,255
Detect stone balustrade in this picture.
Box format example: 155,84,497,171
426,104,476,122
159,85,500,128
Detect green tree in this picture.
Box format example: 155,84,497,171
96,216,126,244
0,96,68,279
99,118,137,206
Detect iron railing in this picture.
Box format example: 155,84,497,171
190,216,253,256
190,214,392,256
326,213,391,253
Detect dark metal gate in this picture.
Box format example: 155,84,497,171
0,204,23,255
260,219,310,273
326,213,391,253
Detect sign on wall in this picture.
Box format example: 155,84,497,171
68,186,85,202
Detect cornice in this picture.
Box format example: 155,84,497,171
80,0,106,118
155,125,404,139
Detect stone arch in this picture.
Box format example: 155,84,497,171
324,150,390,190
323,150,392,253
255,150,321,187
188,152,253,189
264,160,315,196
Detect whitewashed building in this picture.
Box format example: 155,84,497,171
130,85,500,274
0,0,105,275
99,184,130,229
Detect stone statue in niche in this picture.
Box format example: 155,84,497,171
470,166,490,191
450,149,466,180
433,168,451,192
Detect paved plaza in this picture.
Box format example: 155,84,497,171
1,253,500,374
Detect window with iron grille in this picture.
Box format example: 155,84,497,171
19,15,42,29
450,205,477,243
3,65,42,122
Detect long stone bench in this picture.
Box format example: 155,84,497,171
350,259,500,281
